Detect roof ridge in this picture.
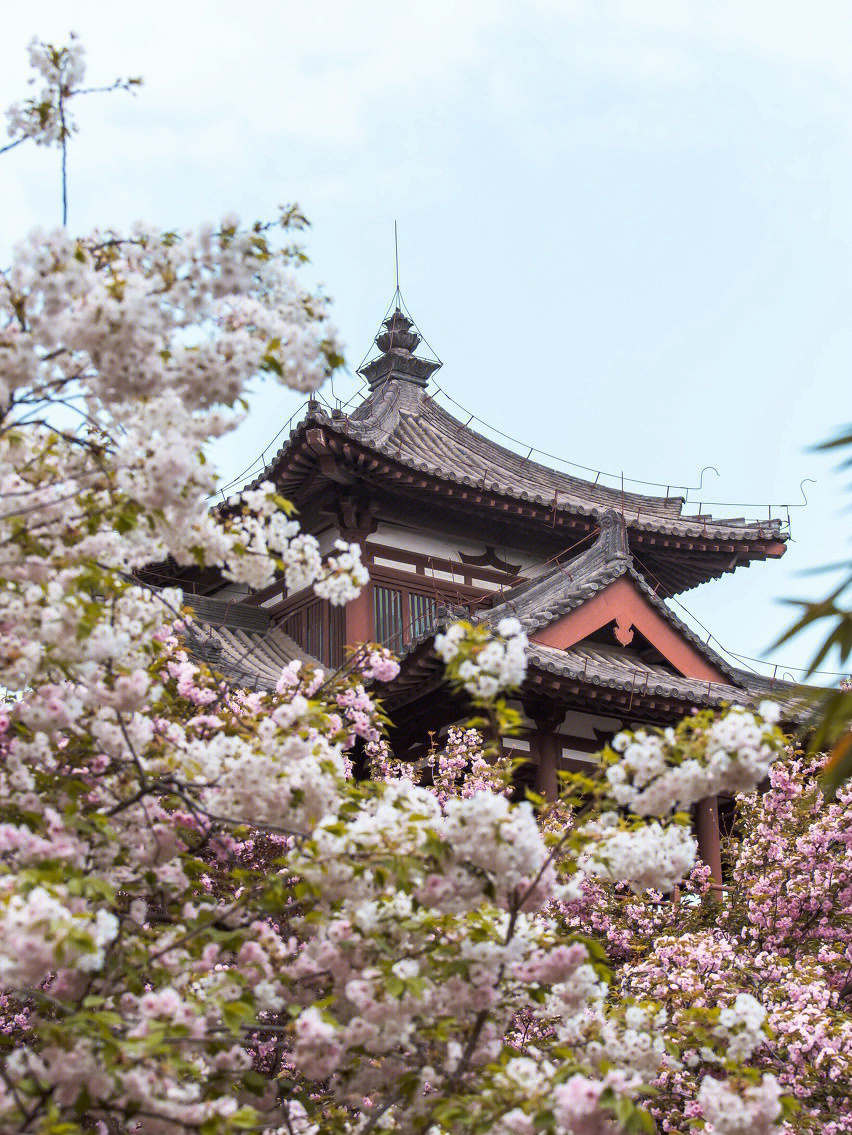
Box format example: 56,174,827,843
344,380,405,446
525,641,806,719
484,521,632,631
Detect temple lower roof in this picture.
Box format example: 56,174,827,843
182,596,315,688
382,612,807,725
526,641,801,717
181,587,806,726
484,510,740,683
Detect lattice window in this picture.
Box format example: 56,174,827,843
408,590,437,639
373,583,438,648
281,598,345,668
373,585,404,650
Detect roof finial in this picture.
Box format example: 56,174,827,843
357,238,442,391
394,219,400,298
358,306,441,391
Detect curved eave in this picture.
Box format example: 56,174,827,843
258,415,787,596
383,633,807,727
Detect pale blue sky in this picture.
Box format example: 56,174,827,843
1,1,849,681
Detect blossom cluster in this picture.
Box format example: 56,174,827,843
0,884,118,987
222,484,368,594
569,749,852,1134
561,705,788,897
428,726,513,801
698,1075,783,1135
5,34,88,146
358,646,401,683
581,815,698,894
605,702,785,818
435,616,528,699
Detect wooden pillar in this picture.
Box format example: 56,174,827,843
532,709,562,801
344,583,372,648
695,795,723,896
341,526,372,649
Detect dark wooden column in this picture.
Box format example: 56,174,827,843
341,524,373,649
531,707,563,801
329,490,378,652
695,795,723,895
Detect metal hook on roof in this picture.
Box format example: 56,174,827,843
697,466,720,490
685,466,720,501
796,478,817,508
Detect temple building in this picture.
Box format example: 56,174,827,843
168,305,803,877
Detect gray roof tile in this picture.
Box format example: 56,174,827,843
182,597,319,688
251,382,787,554
388,601,807,721
312,382,786,544
526,641,807,719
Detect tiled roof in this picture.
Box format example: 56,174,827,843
248,382,786,598
268,381,786,547
182,596,318,689
484,509,632,629
184,595,271,632
178,592,806,722
525,641,807,720
383,601,807,723
484,511,740,683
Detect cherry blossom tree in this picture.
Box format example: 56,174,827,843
0,34,814,1135
2,33,141,224
559,749,852,1134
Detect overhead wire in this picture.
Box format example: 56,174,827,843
629,549,846,682
207,399,311,500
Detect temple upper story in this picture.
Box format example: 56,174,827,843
156,296,805,884
244,305,786,598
